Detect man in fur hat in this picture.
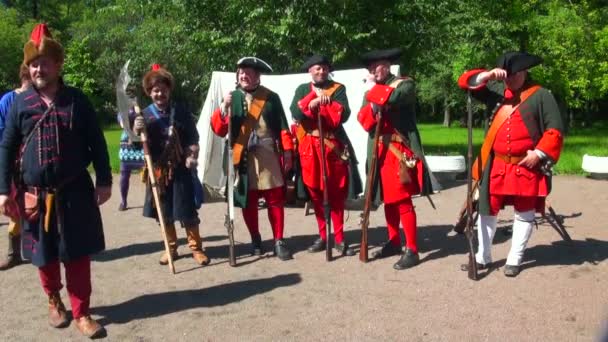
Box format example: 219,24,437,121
0,24,111,338
289,54,362,256
458,51,564,277
357,48,434,270
133,63,210,267
210,57,294,261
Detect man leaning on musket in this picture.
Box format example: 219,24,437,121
457,51,564,277
0,23,111,338
357,48,434,270
210,57,294,261
289,54,362,256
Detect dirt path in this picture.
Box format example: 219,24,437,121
0,175,606,341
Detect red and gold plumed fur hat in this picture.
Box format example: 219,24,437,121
23,23,64,66
142,63,174,96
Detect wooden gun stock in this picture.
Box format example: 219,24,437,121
359,110,383,263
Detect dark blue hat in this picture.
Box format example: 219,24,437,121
360,48,402,66
237,57,273,73
302,54,333,72
496,51,542,76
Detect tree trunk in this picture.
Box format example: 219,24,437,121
443,106,451,127
32,0,38,19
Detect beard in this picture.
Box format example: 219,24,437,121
32,75,58,90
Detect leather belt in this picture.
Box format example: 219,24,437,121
380,133,408,145
307,129,337,140
494,153,525,164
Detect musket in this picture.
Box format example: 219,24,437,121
464,90,478,280
359,107,383,263
116,60,176,274
453,180,478,234
225,104,237,267
316,101,332,262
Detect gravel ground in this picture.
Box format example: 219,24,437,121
0,175,606,342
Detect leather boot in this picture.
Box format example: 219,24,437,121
335,241,355,256
251,234,263,256
307,238,325,253
274,239,293,261
48,292,69,328
372,241,402,259
159,224,178,265
74,315,105,339
504,264,521,277
393,248,420,270
0,234,23,271
186,226,210,266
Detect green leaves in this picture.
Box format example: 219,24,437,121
0,0,606,127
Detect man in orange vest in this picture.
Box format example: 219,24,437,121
458,51,564,277
210,57,294,261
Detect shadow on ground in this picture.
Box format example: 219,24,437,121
504,238,608,272
93,273,302,325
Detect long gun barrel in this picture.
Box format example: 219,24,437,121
225,105,237,267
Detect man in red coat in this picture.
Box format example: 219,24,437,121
357,48,433,270
290,54,361,256
458,51,564,277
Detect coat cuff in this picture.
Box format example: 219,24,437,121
319,101,343,130
210,108,229,137
366,84,394,105
357,103,377,132
280,129,294,151
298,91,318,118
535,128,563,162
457,69,487,90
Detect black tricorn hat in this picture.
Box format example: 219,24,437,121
496,51,542,76
237,57,273,73
302,54,334,72
360,48,402,66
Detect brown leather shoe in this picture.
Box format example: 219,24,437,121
192,250,210,266
159,224,178,265
74,315,105,339
186,226,210,266
48,292,69,328
159,250,179,265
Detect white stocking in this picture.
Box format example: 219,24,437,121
475,215,498,265
506,209,535,266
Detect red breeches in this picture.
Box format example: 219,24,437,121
38,256,92,319
242,187,285,240
307,185,347,243
383,198,418,253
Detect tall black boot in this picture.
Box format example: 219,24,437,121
0,234,23,271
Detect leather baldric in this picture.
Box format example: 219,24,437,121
232,86,270,165
472,85,541,180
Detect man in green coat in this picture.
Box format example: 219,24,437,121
211,57,294,261
357,48,433,270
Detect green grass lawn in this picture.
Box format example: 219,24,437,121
104,123,606,175
104,129,123,173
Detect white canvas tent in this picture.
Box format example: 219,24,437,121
196,66,439,201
